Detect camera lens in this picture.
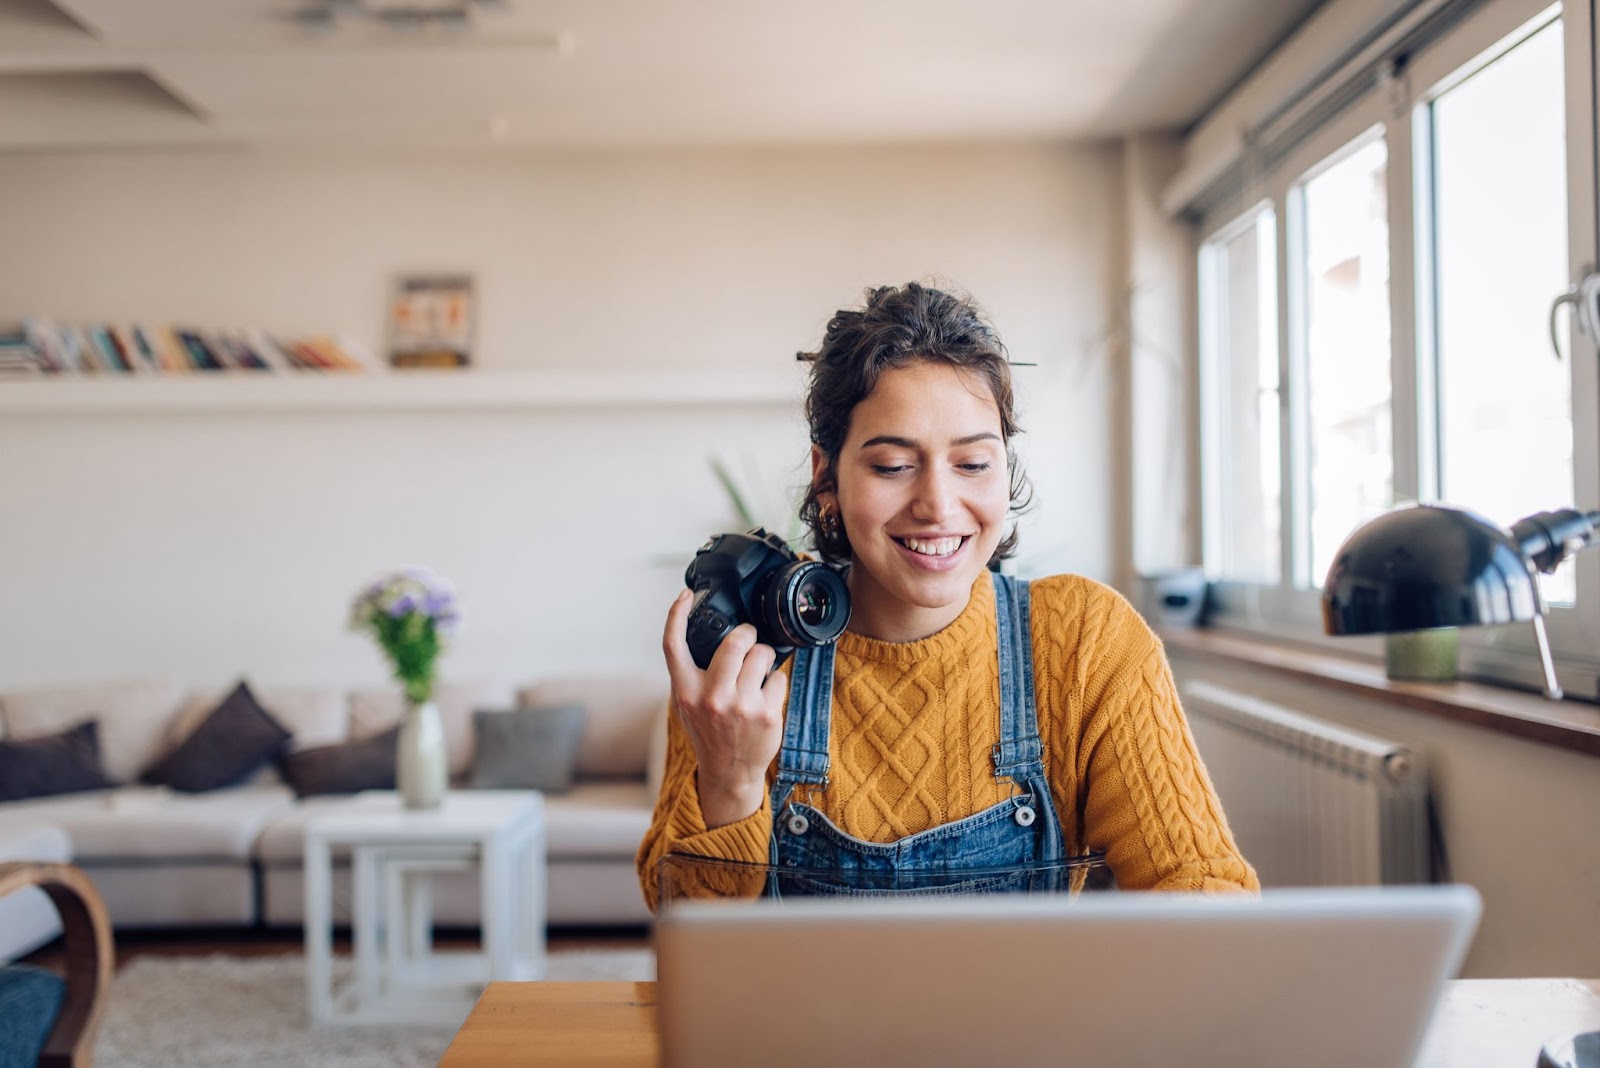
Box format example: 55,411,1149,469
756,560,850,648
795,582,830,627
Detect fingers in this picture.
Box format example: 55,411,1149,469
761,668,789,717
703,623,759,698
735,639,778,701
661,589,696,679
662,590,784,744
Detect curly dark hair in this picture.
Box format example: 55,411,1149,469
798,282,1032,566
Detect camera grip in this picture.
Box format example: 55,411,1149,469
685,588,736,671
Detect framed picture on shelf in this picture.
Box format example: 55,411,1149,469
387,274,474,369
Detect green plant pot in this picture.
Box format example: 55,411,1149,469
1384,628,1460,682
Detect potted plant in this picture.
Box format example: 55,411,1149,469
349,567,461,809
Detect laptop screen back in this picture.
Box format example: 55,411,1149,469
656,885,1480,1068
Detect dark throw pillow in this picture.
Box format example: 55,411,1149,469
143,680,291,793
468,704,587,793
280,727,399,798
0,720,114,802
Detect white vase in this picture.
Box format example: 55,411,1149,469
397,699,448,810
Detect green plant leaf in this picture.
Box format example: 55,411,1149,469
709,456,759,529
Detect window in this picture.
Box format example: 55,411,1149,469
1193,0,1600,692
1425,17,1576,603
1200,209,1281,584
1297,138,1393,589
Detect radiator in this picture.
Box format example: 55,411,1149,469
1181,680,1431,886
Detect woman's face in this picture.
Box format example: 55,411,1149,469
814,361,1011,643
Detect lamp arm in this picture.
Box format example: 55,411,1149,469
1509,509,1600,574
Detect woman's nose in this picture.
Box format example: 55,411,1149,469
909,469,958,523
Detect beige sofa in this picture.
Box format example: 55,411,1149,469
0,675,667,955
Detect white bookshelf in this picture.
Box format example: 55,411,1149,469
0,366,807,414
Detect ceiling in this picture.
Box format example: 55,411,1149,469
0,0,1325,152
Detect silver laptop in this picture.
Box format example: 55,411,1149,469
655,884,1481,1068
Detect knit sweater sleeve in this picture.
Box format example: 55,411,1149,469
1043,581,1259,893
634,696,774,913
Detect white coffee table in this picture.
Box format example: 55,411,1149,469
303,790,547,1028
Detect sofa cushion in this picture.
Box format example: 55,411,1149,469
251,783,652,865
0,680,185,784
0,721,114,803
171,686,348,754
0,823,74,963
144,681,292,793
0,824,72,865
543,781,654,859
253,792,400,864
280,728,398,798
468,705,586,792
518,677,664,780
0,785,296,861
348,681,516,778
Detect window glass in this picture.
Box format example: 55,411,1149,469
1431,18,1575,602
1300,138,1393,588
1202,211,1282,583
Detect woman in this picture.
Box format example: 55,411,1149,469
638,282,1257,909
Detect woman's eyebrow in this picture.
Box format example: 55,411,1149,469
857,432,1002,450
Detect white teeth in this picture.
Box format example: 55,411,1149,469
901,536,962,557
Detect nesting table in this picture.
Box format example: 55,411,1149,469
303,790,547,1028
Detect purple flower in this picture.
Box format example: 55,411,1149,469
349,566,463,679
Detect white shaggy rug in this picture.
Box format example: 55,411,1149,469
93,948,656,1068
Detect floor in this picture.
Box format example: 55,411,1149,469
25,924,652,972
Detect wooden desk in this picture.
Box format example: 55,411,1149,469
1418,979,1600,1066
439,982,656,1068
440,978,1600,1067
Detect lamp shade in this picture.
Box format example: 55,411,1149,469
1321,503,1540,635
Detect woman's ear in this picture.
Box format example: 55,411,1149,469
809,445,835,508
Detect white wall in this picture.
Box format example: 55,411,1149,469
1121,134,1197,579
0,143,1121,692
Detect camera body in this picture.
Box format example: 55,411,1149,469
683,528,851,670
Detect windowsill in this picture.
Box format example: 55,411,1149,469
1159,627,1600,760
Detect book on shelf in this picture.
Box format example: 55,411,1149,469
300,336,366,371
4,318,377,376
0,332,41,375
62,324,105,373
89,325,134,373
245,330,299,371
134,325,186,374
173,328,227,371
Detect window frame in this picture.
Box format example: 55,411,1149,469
1194,0,1600,697
1198,200,1281,588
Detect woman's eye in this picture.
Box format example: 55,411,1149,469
958,462,992,473
871,464,911,475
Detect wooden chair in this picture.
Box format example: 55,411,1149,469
0,863,113,1068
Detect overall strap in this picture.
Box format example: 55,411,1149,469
773,642,833,798
767,642,833,880
991,573,1044,784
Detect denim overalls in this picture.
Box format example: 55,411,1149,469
766,575,1069,897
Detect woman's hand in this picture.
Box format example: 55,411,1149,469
661,589,787,828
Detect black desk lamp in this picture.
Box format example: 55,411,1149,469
1321,502,1600,1068
1322,503,1600,699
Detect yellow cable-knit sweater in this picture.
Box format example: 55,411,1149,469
636,571,1258,909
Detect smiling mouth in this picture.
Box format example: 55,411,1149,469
894,535,969,558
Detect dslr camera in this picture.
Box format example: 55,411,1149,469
683,529,850,670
